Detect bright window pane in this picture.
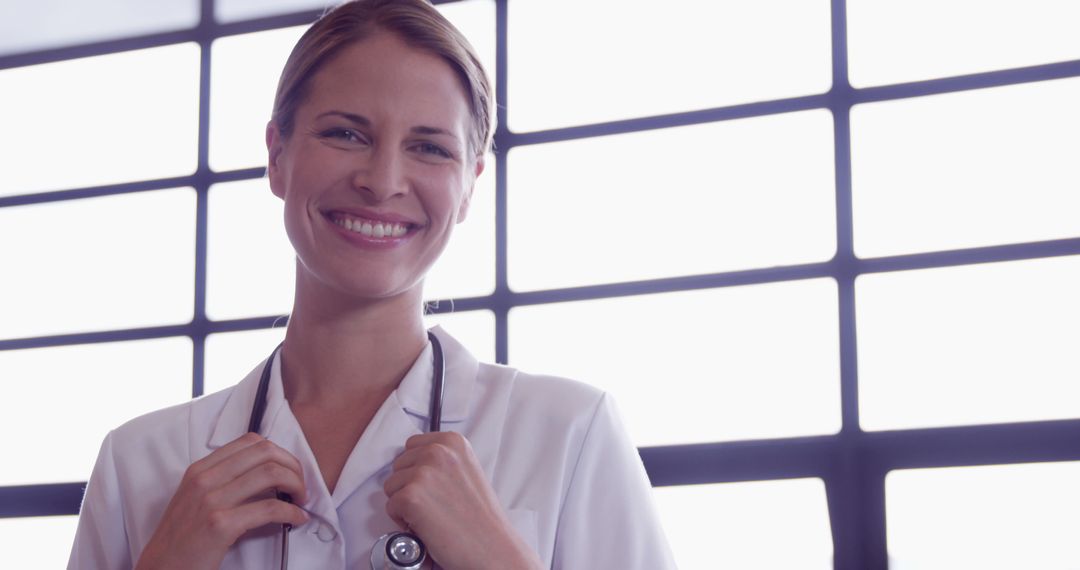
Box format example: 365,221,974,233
207,180,295,320
437,0,496,86
848,0,1080,88
0,0,198,55
0,44,200,196
508,111,836,291
887,461,1080,569
852,78,1080,258
655,479,832,570
424,309,495,364
0,189,196,339
215,0,333,22
508,0,832,131
0,516,78,570
205,328,288,394
424,153,495,299
209,26,306,172
509,279,841,446
858,256,1080,431
0,338,192,485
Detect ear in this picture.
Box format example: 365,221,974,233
456,155,485,223
266,121,287,200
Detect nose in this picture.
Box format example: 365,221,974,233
352,144,407,202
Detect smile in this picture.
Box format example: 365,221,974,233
328,212,413,238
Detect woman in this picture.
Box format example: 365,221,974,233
68,1,675,568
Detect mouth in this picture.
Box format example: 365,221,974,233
325,211,418,239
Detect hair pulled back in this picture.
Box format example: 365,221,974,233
271,0,495,157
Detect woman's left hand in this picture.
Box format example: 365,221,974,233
384,432,543,570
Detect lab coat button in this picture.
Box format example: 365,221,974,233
315,523,338,542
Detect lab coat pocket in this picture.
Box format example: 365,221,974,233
506,508,540,555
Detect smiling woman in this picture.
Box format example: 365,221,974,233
266,32,481,304
65,1,675,569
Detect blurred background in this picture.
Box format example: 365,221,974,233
2,0,1080,568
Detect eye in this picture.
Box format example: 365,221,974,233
414,142,453,159
319,127,365,144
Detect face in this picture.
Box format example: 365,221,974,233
267,31,483,303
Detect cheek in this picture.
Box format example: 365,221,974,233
280,194,307,254
420,170,470,220
279,175,322,251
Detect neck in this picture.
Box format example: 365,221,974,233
280,269,428,408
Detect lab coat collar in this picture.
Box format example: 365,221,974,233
396,325,476,425
206,325,477,449
329,326,478,507
206,347,285,450
206,347,342,523
206,326,480,512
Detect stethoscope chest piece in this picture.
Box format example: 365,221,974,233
371,531,428,570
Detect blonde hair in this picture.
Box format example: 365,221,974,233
271,0,495,157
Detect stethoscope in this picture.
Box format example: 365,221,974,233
247,331,446,570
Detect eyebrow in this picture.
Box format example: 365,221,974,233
316,110,460,141
316,110,371,126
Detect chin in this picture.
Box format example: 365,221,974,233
327,273,425,305
294,253,431,308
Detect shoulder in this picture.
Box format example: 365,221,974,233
470,360,626,469
106,386,234,470
476,361,607,426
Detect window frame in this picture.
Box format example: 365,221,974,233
2,1,1080,568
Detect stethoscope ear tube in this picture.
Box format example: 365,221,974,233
247,342,295,570
427,330,445,434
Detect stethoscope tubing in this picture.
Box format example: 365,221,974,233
247,332,446,570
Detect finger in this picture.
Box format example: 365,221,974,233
393,438,464,472
213,459,308,508
383,464,428,497
210,498,309,545
403,432,457,450
191,432,268,473
404,432,436,450
391,446,424,472
384,484,427,532
201,439,308,503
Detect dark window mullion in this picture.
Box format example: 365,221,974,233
191,0,216,398
493,0,510,365
827,0,884,567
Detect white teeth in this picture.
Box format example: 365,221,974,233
334,214,409,238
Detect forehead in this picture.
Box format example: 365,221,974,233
301,32,472,133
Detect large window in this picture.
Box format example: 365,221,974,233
2,1,1080,568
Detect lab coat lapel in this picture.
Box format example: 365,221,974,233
329,327,479,508
329,337,437,508
206,354,273,451
205,350,340,525
396,326,477,424
426,326,499,478
329,389,422,508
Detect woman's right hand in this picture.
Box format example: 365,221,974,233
134,432,309,570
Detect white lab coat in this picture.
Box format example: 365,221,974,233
68,327,676,569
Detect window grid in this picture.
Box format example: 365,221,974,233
2,1,1080,568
